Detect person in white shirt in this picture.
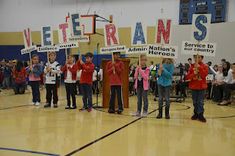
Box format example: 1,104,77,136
61,55,78,109
212,64,224,102
76,70,82,95
44,52,60,108
92,69,98,94
219,62,235,105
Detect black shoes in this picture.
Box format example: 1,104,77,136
44,104,51,108
108,109,123,114
156,113,162,119
191,114,198,120
108,110,115,114
198,113,206,123
191,113,206,123
44,103,58,108
156,108,170,119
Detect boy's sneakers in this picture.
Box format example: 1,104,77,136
191,114,198,120
70,106,77,109
117,110,122,114
65,106,71,109
35,102,40,106
142,112,148,118
156,113,162,119
53,104,58,108
44,103,51,108
87,108,92,112
135,111,141,117
79,107,88,111
198,114,207,123
165,115,170,119
108,109,115,114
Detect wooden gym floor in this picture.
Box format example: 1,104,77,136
0,87,235,156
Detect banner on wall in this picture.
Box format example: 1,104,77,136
181,41,216,56
21,28,37,55
147,44,178,59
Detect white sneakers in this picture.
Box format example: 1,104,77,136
31,102,40,106
35,102,40,106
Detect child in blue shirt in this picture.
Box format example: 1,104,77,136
157,58,174,119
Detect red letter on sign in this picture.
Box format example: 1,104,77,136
105,24,119,46
59,23,69,43
156,19,171,44
23,28,31,48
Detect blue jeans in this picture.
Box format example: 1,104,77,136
29,81,40,103
192,90,205,114
158,85,171,109
137,87,148,113
109,85,123,112
2,77,10,89
81,84,93,109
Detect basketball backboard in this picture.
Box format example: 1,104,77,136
81,15,96,35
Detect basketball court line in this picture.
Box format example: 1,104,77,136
0,147,59,156
64,108,158,156
0,104,32,110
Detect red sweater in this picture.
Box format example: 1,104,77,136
13,68,27,84
186,62,208,90
77,61,95,85
61,64,78,81
106,60,124,86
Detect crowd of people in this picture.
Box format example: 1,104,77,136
1,52,235,123
128,56,235,122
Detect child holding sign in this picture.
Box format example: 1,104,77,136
156,58,174,119
44,52,61,108
186,55,208,122
77,52,95,112
106,52,124,114
26,54,44,106
61,55,78,109
134,54,150,117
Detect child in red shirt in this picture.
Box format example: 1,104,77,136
77,52,95,112
106,52,124,114
13,61,27,94
61,55,78,109
186,55,208,122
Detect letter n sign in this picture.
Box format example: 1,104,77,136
156,19,171,44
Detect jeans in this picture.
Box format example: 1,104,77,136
223,83,235,101
29,81,41,103
46,84,58,105
137,87,148,113
81,83,93,109
192,90,205,114
65,83,76,107
14,83,26,94
212,84,223,102
2,77,10,89
109,85,123,112
158,85,171,110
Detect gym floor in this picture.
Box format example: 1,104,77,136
0,88,235,156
